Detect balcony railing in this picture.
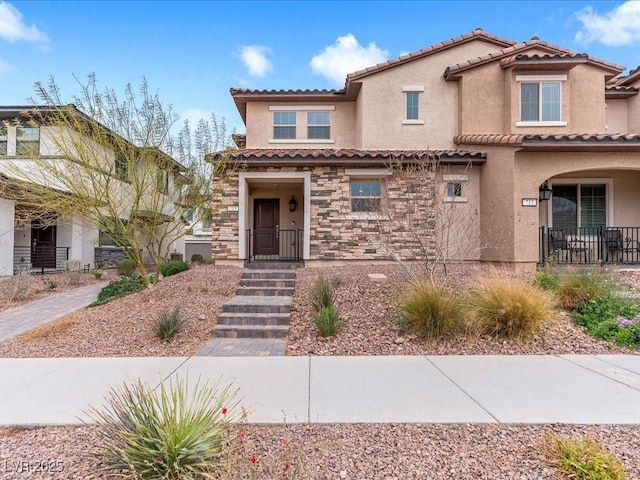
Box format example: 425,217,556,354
245,228,303,262
539,226,640,265
13,246,70,274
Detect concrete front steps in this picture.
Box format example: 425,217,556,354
212,263,298,340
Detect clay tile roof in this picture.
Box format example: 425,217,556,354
615,65,640,86
212,148,486,165
605,85,639,99
444,40,623,80
230,88,344,96
346,28,516,84
454,133,640,147
499,52,588,68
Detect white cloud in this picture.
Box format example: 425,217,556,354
310,34,389,86
0,1,49,44
575,1,640,46
238,45,273,77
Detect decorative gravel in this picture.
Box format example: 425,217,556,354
288,264,640,356
0,265,242,357
1,424,639,479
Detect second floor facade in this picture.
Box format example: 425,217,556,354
232,29,640,151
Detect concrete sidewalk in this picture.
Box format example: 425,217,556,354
1,354,639,426
0,283,104,342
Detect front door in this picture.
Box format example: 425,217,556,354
31,221,57,268
254,199,279,256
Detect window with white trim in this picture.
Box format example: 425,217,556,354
273,111,296,139
350,179,382,213
16,127,39,155
446,182,462,198
406,92,419,120
0,126,6,155
307,111,330,139
517,75,566,125
552,183,607,229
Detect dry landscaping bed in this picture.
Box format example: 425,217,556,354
0,265,241,357
1,423,639,479
288,264,640,356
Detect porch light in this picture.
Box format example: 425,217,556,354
289,195,297,212
539,181,552,201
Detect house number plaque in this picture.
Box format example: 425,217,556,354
521,198,537,207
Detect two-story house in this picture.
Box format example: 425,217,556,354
0,105,186,275
210,29,640,273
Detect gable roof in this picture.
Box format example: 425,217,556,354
615,65,640,87
346,28,515,85
444,39,624,80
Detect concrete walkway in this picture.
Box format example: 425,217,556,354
0,283,104,342
1,354,639,426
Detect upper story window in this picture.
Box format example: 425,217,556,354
0,127,6,155
16,127,40,155
273,112,296,139
406,92,419,120
516,75,566,126
307,111,330,139
350,179,382,213
402,86,425,125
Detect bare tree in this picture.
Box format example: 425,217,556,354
375,153,485,283
0,75,233,284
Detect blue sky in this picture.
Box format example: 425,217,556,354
2,1,640,134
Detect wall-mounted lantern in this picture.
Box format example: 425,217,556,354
288,195,297,212
539,181,552,201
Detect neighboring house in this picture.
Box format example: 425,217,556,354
0,105,186,275
182,203,214,261
210,28,640,272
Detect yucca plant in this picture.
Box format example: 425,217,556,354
153,307,181,340
86,376,241,479
543,432,627,480
398,281,462,339
469,275,554,339
313,305,341,337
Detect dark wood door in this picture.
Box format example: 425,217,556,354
254,199,279,256
31,222,57,268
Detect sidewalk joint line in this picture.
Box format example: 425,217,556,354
423,355,501,424
556,354,640,393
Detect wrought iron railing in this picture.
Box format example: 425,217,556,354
245,228,303,262
539,226,640,265
13,246,70,274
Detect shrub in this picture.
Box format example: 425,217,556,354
20,316,76,342
92,275,145,306
398,281,461,339
534,270,561,292
313,305,341,337
556,270,611,312
542,432,626,480
572,295,640,348
116,259,137,277
190,253,204,264
91,269,105,280
469,276,553,339
310,276,338,311
65,260,83,286
160,261,189,277
0,268,33,302
43,277,58,290
86,377,241,480
153,307,181,340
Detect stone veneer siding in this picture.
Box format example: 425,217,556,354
211,165,436,261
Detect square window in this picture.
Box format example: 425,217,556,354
350,179,382,213
446,182,462,197
406,92,419,120
520,82,560,122
273,111,296,139
16,127,40,155
307,111,330,139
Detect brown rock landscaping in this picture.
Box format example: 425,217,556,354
1,262,639,478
